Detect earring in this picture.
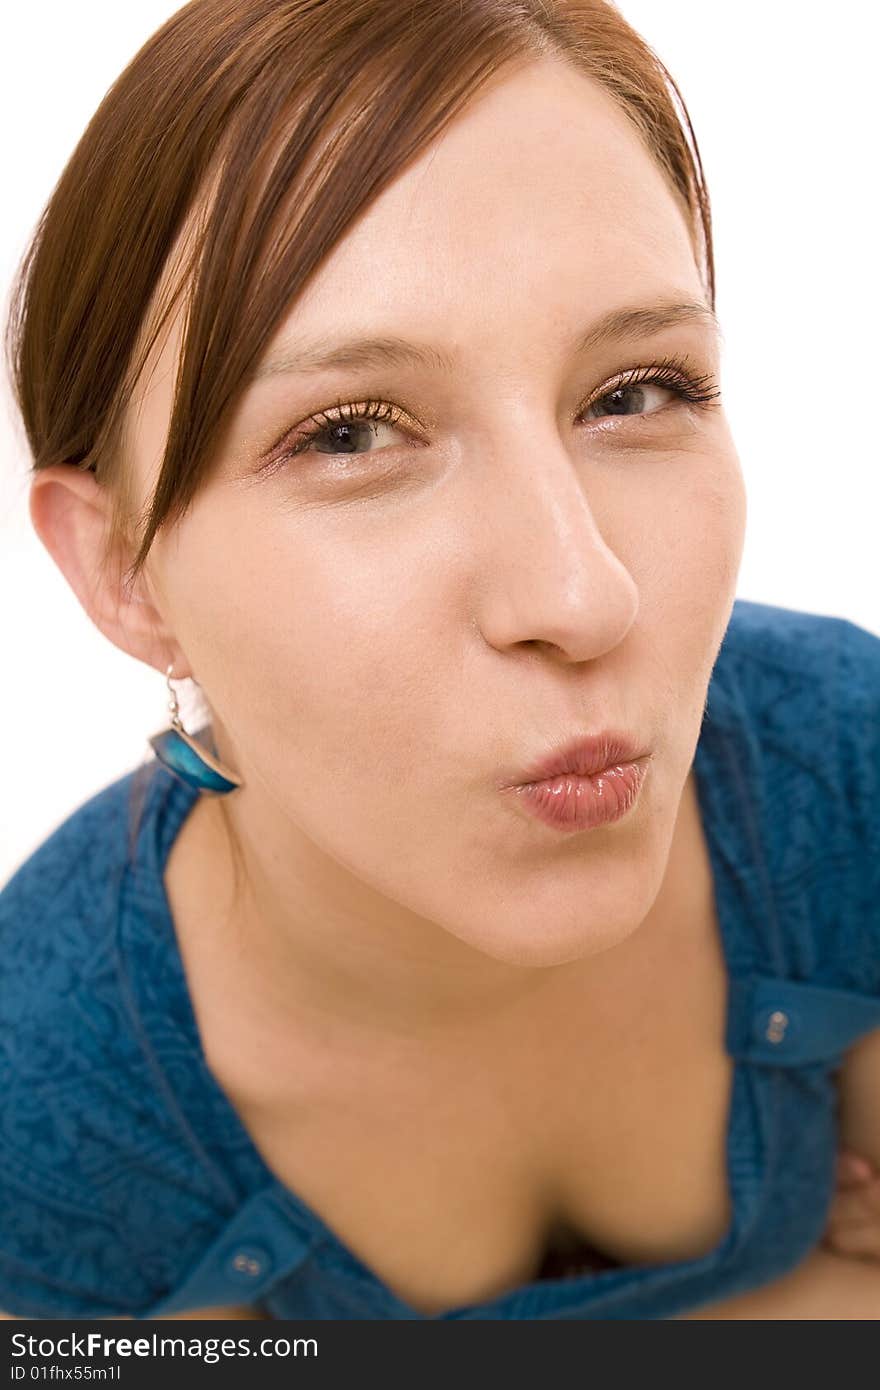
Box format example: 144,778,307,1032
148,663,243,795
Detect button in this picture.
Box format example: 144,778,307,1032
762,1009,789,1044
223,1243,274,1285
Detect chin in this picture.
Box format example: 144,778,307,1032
458,910,646,972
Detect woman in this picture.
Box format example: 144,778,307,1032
2,0,879,1321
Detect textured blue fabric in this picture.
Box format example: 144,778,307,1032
2,598,879,1320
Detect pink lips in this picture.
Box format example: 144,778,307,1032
501,731,652,834
508,731,645,786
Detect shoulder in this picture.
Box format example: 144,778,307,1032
715,597,878,751
719,596,879,685
0,762,217,1318
712,599,880,987
718,597,879,784
0,762,159,1054
1,762,155,950
0,763,154,1063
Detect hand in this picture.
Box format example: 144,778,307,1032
821,1149,880,1263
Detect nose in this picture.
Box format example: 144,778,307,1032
472,424,639,664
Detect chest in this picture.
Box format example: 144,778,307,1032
216,903,735,1317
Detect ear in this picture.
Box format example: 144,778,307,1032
28,464,193,680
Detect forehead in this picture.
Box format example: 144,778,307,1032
129,56,700,491
260,57,699,363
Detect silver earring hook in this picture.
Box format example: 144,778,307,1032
150,659,243,793
164,662,184,732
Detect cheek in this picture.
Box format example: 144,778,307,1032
623,456,746,696
694,458,748,596
647,452,746,600
175,519,447,785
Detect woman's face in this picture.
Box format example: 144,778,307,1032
105,57,746,975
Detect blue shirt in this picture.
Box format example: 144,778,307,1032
2,598,879,1320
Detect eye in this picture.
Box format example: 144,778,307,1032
579,355,721,425
261,353,721,478
275,397,410,462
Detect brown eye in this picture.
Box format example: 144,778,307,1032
583,380,681,420
579,356,722,426
278,398,411,464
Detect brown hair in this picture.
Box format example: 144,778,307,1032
5,0,714,599
5,0,716,872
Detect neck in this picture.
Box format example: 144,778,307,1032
167,766,705,1046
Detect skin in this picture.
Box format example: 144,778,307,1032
3,1160,876,1321
824,1151,880,1262
18,49,880,1326
30,55,747,1067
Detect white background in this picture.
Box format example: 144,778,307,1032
1,1,878,882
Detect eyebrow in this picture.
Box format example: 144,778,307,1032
251,297,722,381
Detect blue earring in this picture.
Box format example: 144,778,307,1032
148,663,243,796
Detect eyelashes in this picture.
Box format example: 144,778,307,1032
281,397,406,461
593,353,721,413
264,352,722,471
